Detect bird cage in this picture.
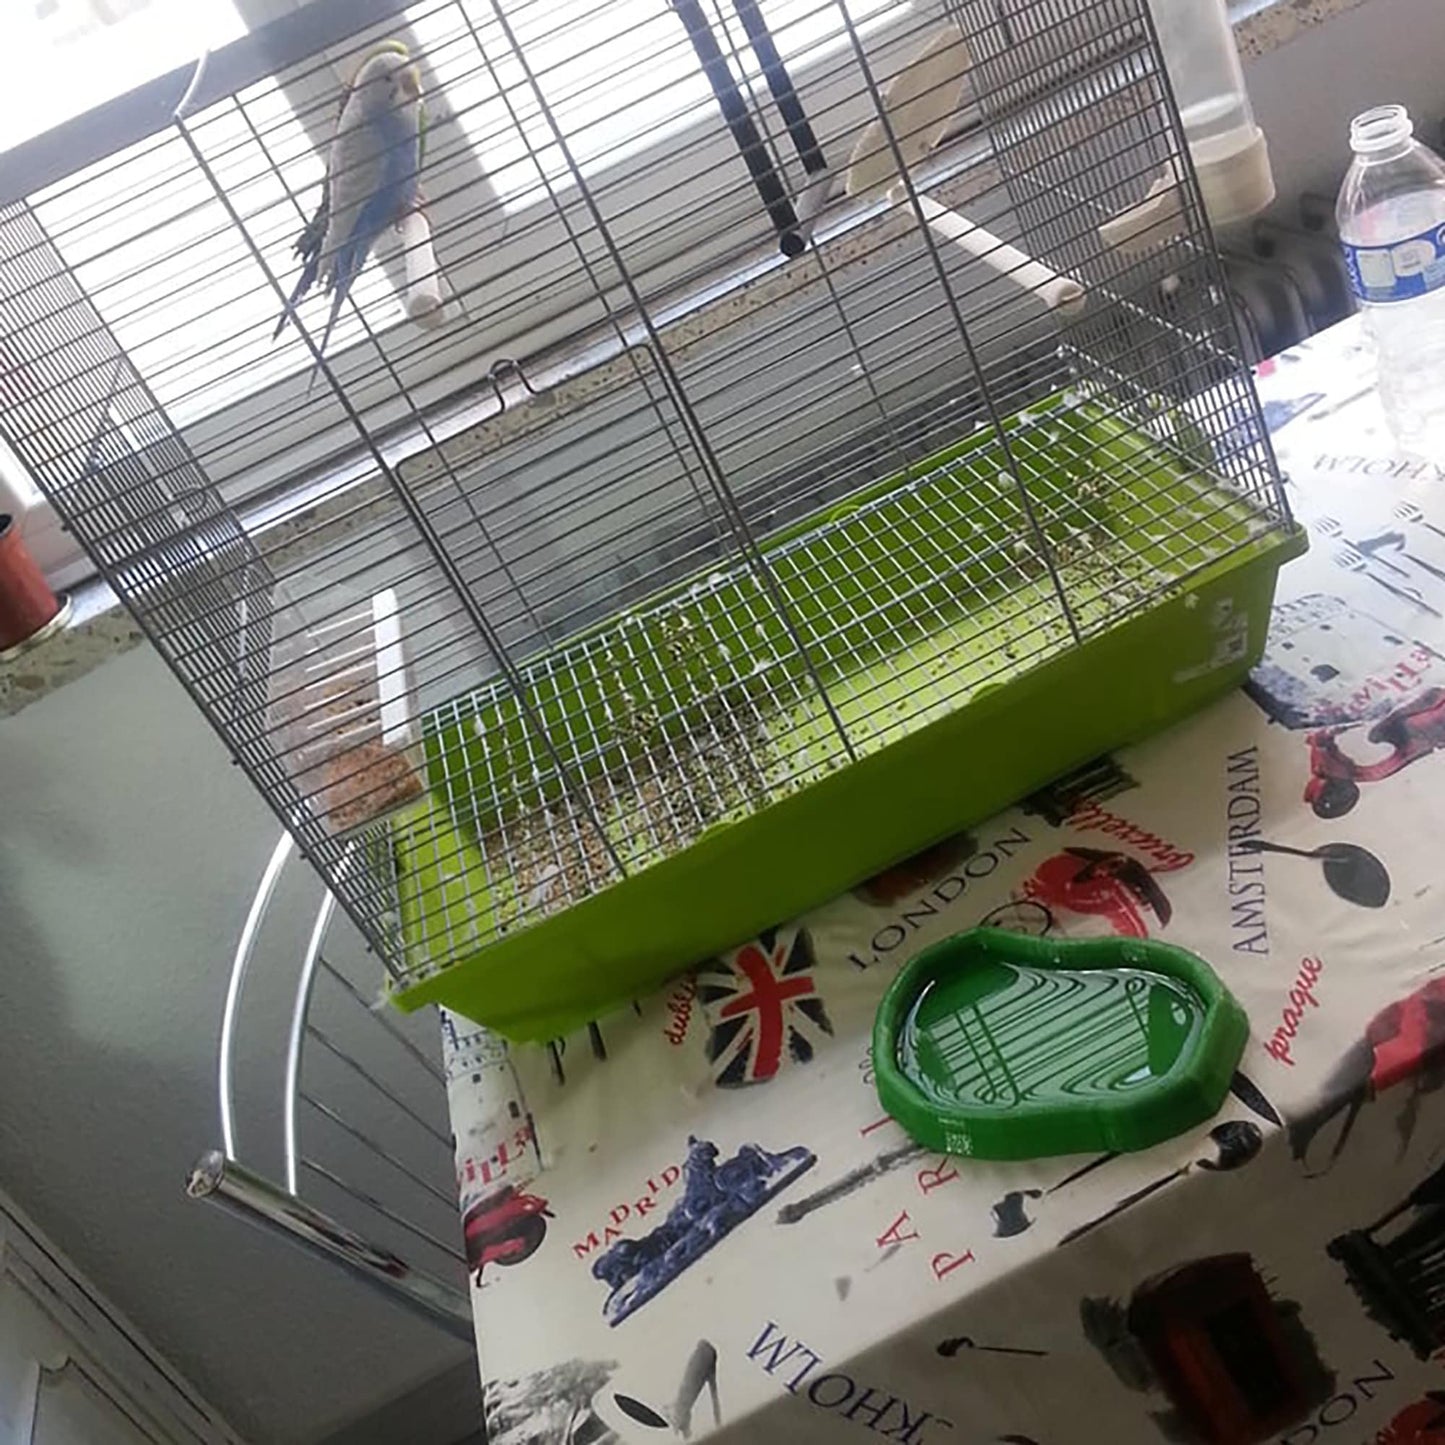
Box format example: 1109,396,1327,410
0,0,1302,1041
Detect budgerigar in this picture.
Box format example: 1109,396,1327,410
273,43,423,380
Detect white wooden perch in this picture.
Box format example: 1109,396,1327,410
401,210,446,329
912,194,1087,315
848,22,1088,316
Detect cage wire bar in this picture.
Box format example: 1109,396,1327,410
0,0,1292,1036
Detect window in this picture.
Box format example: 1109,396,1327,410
3,0,246,152
3,0,260,583
412,0,898,211
4,0,937,584
32,88,399,424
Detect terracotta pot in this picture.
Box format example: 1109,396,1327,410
0,513,64,656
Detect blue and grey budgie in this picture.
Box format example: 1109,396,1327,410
273,42,424,376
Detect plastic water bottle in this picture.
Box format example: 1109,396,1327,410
1337,105,1445,461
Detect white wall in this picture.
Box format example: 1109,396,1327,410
1245,0,1445,215
0,646,476,1445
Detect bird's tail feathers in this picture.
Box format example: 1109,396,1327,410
273,203,329,341
303,248,363,396
304,291,344,397
272,252,323,342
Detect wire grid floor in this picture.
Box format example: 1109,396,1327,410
384,396,1279,984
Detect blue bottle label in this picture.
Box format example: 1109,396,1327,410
1343,223,1445,303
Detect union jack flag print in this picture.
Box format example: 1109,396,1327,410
696,926,833,1087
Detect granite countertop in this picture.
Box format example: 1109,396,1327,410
1232,0,1370,58
0,584,145,714
0,0,1370,719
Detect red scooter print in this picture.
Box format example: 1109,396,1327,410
1305,686,1445,818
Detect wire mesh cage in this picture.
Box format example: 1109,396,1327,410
1,0,1301,1040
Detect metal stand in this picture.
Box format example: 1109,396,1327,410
188,832,472,1342
187,1152,470,1339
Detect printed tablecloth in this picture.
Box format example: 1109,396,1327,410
444,315,1445,1445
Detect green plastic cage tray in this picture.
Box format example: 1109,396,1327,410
384,400,1303,1040
872,929,1250,1160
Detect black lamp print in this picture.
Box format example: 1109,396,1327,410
1330,1157,1445,1360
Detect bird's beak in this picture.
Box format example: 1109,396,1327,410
399,65,421,101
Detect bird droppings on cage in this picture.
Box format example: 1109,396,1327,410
489,710,778,937
0,0,1304,1037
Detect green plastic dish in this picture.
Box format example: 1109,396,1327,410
872,929,1249,1160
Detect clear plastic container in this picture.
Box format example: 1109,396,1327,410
268,584,424,835
1337,105,1445,462
1147,0,1274,226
